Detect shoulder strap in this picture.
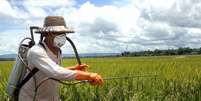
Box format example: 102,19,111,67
59,48,62,54
39,42,46,51
17,68,39,89
14,68,39,99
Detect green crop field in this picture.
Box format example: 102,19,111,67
0,56,201,101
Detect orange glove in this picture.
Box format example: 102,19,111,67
75,71,104,86
66,64,89,71
88,73,104,86
75,64,89,71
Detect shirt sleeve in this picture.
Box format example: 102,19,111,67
27,46,77,80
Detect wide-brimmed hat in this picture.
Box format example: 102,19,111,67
35,16,75,34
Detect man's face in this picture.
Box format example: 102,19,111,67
45,33,66,48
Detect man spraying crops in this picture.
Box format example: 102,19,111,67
17,16,103,101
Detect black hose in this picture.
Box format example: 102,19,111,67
66,37,81,65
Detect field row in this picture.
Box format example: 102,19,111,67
0,56,201,100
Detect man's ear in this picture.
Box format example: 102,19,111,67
44,33,53,44
49,33,56,43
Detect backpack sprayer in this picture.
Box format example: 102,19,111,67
6,26,84,100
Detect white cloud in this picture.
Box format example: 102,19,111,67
59,1,139,53
0,29,29,54
125,0,201,50
22,0,76,18
1,0,201,55
0,0,28,20
23,0,76,7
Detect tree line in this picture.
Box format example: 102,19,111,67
121,47,201,56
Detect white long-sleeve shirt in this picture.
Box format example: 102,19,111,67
19,42,77,101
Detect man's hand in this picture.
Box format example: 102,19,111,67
75,64,89,71
88,73,104,86
75,71,104,86
66,64,89,71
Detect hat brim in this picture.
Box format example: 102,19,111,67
35,26,75,34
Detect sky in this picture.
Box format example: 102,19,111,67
1,0,201,55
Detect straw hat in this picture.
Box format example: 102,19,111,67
35,16,75,34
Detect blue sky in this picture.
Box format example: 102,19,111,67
1,0,201,55
77,0,114,6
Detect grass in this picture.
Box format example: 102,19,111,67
0,56,201,101
0,61,14,100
